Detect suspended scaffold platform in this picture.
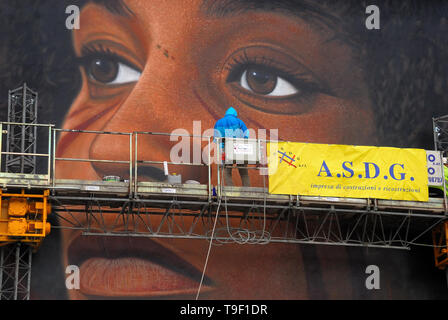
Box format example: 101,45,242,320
0,121,445,253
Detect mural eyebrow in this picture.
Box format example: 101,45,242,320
89,0,134,17
200,0,363,49
200,0,340,27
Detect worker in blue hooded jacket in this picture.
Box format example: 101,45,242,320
214,107,250,187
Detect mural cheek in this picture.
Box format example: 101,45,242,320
236,95,375,147
56,95,127,180
291,97,377,145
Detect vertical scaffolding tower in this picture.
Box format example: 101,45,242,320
432,115,448,286
0,243,32,300
0,84,38,300
4,83,38,174
433,115,448,155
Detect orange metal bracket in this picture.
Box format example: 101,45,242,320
0,189,51,251
433,221,448,270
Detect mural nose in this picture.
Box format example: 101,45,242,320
89,131,134,180
89,128,208,183
86,83,204,183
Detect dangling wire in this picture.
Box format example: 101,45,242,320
218,162,271,245
195,197,222,300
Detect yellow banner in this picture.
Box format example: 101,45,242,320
268,142,428,201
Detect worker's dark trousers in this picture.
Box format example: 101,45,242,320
224,164,250,187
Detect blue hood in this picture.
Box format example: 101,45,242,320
225,107,237,117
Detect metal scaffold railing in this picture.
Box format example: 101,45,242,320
0,121,445,253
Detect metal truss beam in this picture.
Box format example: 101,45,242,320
50,194,447,250
5,84,38,174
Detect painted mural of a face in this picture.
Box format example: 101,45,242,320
56,0,378,299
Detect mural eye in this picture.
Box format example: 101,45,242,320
239,65,298,97
88,58,117,83
85,57,141,85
